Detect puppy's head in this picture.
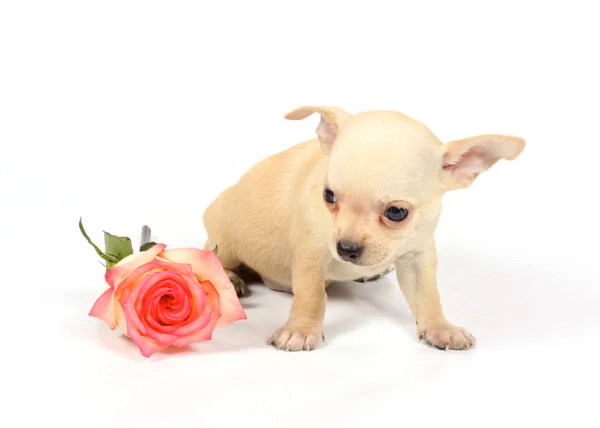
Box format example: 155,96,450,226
285,105,525,267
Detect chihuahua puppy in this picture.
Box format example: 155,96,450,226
202,106,525,352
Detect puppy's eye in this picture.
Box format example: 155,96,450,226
323,187,337,204
384,206,409,222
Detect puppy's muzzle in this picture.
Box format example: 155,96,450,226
336,241,364,263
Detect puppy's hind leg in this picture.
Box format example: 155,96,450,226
226,270,248,298
203,240,248,297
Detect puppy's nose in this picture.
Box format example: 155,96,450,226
336,241,364,262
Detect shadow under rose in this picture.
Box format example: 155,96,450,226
89,323,266,362
59,288,265,361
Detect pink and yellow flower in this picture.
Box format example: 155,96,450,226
89,243,246,357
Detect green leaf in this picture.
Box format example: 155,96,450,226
103,230,134,268
213,245,219,255
79,218,119,263
140,241,157,252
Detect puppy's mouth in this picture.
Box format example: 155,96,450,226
333,254,389,269
331,244,388,268
334,255,363,265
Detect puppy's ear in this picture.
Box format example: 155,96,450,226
284,105,351,153
441,134,525,189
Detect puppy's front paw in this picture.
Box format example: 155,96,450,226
268,325,324,351
418,321,475,350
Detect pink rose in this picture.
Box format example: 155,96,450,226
89,243,246,357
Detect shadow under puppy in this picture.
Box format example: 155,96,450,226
203,105,525,352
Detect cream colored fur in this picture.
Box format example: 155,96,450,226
202,105,525,351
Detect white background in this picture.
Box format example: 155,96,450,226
2,1,599,427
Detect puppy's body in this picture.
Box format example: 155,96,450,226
203,106,525,351
205,139,398,292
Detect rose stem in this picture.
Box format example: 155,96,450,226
141,225,151,246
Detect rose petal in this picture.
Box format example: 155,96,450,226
138,283,173,317
123,261,194,310
143,325,179,347
171,280,221,347
160,248,247,327
121,295,147,336
116,258,186,310
121,261,211,350
138,279,192,342
124,318,167,358
105,243,167,289
171,279,214,336
89,285,117,329
122,296,178,355
115,301,127,333
121,269,188,336
107,253,234,356
142,275,197,335
144,299,183,334
141,281,192,325
171,326,213,347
